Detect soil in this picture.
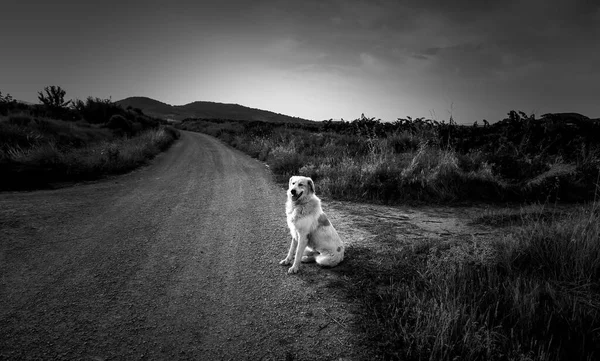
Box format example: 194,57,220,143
0,130,496,360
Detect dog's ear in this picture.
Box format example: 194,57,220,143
307,178,315,194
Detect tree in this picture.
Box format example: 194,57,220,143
72,96,121,124
0,91,17,115
37,85,71,110
0,91,15,103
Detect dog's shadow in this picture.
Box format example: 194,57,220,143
294,243,376,290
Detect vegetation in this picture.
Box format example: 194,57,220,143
177,112,600,203
37,85,72,110
0,87,180,190
4,87,599,359
341,201,600,360
177,111,600,360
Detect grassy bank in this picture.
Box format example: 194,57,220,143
0,94,180,190
340,201,600,360
177,113,599,204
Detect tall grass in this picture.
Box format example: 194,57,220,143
178,115,599,203
346,201,600,360
0,114,113,150
55,127,178,176
190,124,504,203
176,117,600,359
1,114,179,189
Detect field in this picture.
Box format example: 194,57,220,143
2,91,599,360
177,112,600,360
177,112,599,204
0,91,180,190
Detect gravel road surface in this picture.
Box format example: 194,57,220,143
0,131,360,360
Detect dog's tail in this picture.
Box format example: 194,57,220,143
316,246,344,267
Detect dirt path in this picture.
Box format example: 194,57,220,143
0,131,363,360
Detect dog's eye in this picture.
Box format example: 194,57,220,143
298,183,303,186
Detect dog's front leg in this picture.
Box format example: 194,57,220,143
279,236,297,266
288,233,308,274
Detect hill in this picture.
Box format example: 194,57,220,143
115,97,311,123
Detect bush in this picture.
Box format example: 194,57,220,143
176,113,600,204
8,114,33,127
268,144,305,177
0,126,179,190
72,97,123,124
106,114,133,136
386,132,420,153
341,203,600,360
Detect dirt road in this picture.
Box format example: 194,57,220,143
0,131,361,360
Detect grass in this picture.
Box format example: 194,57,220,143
337,200,600,360
179,122,510,203
177,115,600,358
4,99,599,359
178,116,599,204
0,114,180,190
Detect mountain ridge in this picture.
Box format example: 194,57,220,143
115,96,311,123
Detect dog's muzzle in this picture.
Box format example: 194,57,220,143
291,189,303,201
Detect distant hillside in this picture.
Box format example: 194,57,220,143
115,97,311,123
539,112,600,124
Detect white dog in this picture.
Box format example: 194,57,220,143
279,176,345,274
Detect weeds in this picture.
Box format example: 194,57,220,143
0,114,179,190
181,120,511,203
340,201,600,360
0,87,181,190
178,113,599,204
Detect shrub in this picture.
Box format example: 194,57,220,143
386,132,420,153
37,85,71,110
163,126,180,141
176,113,600,204
106,114,133,136
8,114,33,127
72,97,123,124
0,126,179,190
343,202,600,360
268,143,305,177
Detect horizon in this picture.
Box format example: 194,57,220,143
116,96,599,123
2,0,599,124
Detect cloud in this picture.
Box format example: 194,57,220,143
360,53,383,70
264,37,302,55
417,42,535,79
411,54,429,61
261,36,329,70
421,47,441,56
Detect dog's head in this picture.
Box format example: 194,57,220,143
288,176,315,202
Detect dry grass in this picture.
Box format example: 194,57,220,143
179,116,599,203
1,115,179,189
338,201,600,360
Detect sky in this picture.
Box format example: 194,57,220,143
1,0,599,123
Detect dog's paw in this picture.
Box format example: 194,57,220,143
279,258,292,266
287,266,299,274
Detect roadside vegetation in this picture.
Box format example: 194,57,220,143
177,111,599,204
341,199,600,361
0,87,180,190
178,112,600,360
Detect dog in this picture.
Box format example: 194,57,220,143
279,176,345,274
